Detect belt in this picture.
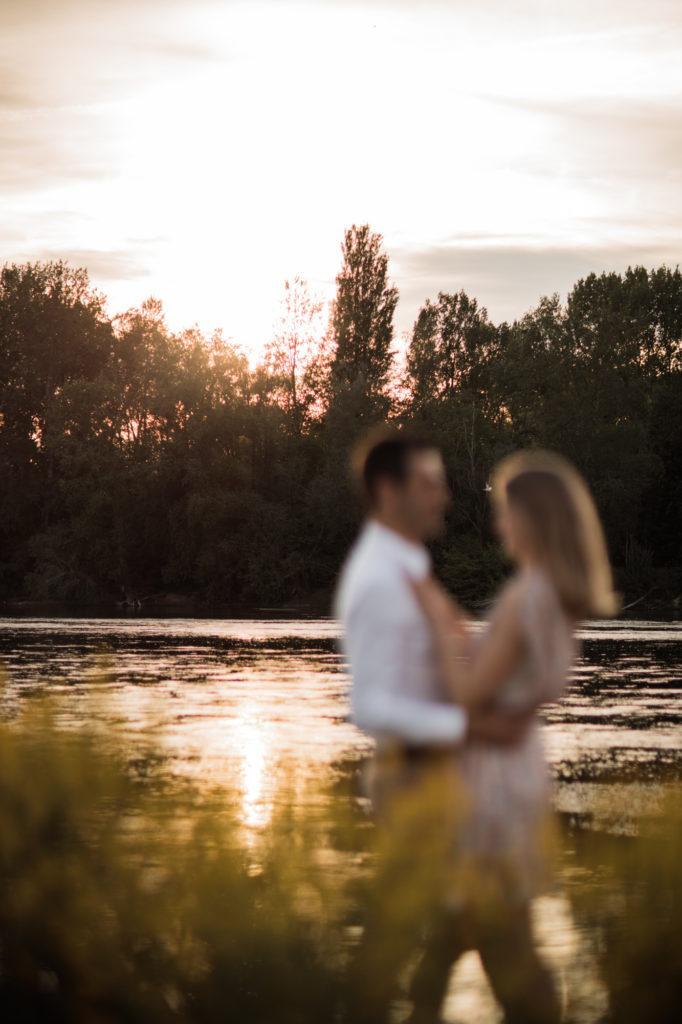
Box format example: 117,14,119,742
376,740,457,763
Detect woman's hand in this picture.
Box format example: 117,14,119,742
410,576,468,642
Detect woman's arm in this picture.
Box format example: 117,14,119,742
413,577,526,710
409,576,473,639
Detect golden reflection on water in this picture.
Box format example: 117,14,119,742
1,616,679,825
234,711,274,831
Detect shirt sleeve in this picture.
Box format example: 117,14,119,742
344,579,467,745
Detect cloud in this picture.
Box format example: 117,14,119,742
25,247,154,282
0,0,225,195
0,118,113,192
0,225,31,246
488,95,682,184
391,239,682,331
0,84,35,111
136,38,226,63
324,0,682,33
0,0,193,23
1,219,164,285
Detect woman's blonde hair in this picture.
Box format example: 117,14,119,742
491,450,619,619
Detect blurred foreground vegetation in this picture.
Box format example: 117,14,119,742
0,698,357,1022
1,701,682,1021
0,230,680,608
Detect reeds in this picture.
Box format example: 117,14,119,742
0,699,681,1022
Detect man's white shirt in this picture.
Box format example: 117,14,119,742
335,520,467,745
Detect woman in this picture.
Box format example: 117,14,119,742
410,450,618,1024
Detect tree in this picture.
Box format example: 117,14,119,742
404,291,503,553
329,225,398,423
0,262,113,592
0,253,680,608
490,295,566,449
0,262,112,447
263,277,326,435
406,290,498,410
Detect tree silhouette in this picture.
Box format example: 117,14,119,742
0,248,680,608
329,224,398,422
264,277,326,435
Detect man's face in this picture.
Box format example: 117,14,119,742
395,450,450,540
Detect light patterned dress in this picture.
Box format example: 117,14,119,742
457,567,577,894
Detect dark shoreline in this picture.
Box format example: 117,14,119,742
0,594,679,621
0,594,333,619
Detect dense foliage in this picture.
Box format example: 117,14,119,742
0,229,680,608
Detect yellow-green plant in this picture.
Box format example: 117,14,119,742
567,787,682,1023
0,700,359,1023
2,697,682,1023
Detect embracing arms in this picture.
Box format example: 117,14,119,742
412,576,527,712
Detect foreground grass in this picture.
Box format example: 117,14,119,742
0,699,363,1023
0,699,681,1022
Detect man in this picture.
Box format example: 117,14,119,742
335,429,531,1024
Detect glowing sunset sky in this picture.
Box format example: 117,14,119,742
1,0,681,355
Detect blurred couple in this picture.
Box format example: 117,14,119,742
335,430,617,1024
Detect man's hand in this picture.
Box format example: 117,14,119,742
467,707,534,746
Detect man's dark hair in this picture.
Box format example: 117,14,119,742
352,427,437,505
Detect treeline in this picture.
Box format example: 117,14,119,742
0,226,680,608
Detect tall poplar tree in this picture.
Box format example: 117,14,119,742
329,224,398,422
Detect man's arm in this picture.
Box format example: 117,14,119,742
352,684,467,745
344,581,467,746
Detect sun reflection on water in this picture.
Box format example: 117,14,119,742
235,713,274,831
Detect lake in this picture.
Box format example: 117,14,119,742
0,615,680,1023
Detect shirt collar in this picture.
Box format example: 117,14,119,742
365,519,431,579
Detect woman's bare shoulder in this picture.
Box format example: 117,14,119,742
488,569,556,634
494,573,526,611
485,574,527,634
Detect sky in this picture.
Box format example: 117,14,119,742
1,0,681,357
